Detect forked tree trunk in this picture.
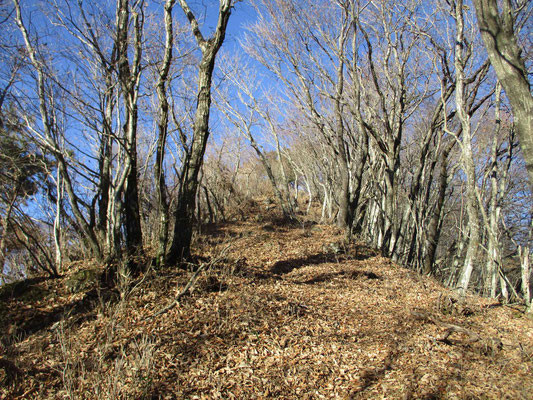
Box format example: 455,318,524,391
117,1,144,264
167,0,232,264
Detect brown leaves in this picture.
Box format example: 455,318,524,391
2,219,533,399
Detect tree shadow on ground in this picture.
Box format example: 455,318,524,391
195,222,242,245
0,277,51,302
197,222,231,236
269,247,376,276
300,270,381,284
1,286,118,344
147,291,431,400
270,253,329,275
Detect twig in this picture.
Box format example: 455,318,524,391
410,309,480,343
148,243,232,319
148,262,208,319
519,343,532,362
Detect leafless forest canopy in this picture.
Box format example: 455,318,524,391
0,0,532,305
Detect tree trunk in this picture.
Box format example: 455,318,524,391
153,0,175,268
0,191,17,282
53,164,63,274
14,0,103,260
117,1,144,264
473,0,533,186
167,0,232,265
423,147,450,275
455,0,481,296
97,73,115,237
519,245,531,313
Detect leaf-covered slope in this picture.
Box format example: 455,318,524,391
1,220,532,399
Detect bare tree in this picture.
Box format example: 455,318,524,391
473,0,533,186
13,0,103,260
153,0,175,267
167,0,233,263
116,0,145,266
46,0,120,259
451,0,481,296
216,61,296,219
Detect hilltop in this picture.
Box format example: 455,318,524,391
1,217,532,399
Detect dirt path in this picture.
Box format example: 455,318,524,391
2,221,532,399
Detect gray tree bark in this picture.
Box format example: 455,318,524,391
14,0,103,260
454,0,481,296
167,0,232,264
117,0,144,265
154,0,175,268
473,0,533,186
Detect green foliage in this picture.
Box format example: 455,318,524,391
0,118,49,205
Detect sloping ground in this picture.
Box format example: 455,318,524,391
1,220,532,399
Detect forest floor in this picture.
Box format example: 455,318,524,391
1,210,533,399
